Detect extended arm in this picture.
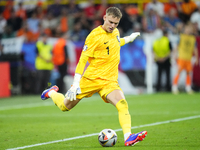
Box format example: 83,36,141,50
121,32,140,46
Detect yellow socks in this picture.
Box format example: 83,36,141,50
50,91,69,111
116,99,131,140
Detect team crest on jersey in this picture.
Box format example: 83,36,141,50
83,45,88,51
116,35,120,43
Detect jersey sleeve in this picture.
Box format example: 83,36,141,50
75,31,99,75
82,32,99,57
120,38,125,46
75,54,89,75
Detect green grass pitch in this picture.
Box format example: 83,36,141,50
0,93,200,150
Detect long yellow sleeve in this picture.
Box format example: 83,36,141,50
75,54,89,75
120,38,125,46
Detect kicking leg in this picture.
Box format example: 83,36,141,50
107,90,131,137
106,90,147,146
41,85,81,111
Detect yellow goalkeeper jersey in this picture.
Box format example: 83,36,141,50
76,25,125,81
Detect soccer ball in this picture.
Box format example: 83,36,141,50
98,129,117,147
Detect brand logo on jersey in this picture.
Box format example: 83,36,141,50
83,45,88,51
104,41,109,44
116,35,120,43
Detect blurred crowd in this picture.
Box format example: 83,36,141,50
0,0,199,41
0,0,200,95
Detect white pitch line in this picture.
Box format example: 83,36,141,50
6,115,200,150
0,102,53,111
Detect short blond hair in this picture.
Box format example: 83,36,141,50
106,7,122,19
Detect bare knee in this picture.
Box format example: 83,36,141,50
107,90,125,106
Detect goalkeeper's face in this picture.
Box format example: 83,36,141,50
102,14,120,33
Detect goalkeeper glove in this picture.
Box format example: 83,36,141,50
65,73,81,101
123,32,140,44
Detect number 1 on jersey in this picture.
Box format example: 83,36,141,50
106,46,109,55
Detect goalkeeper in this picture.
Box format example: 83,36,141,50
41,7,147,146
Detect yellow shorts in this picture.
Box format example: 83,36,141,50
76,77,122,103
177,59,192,72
